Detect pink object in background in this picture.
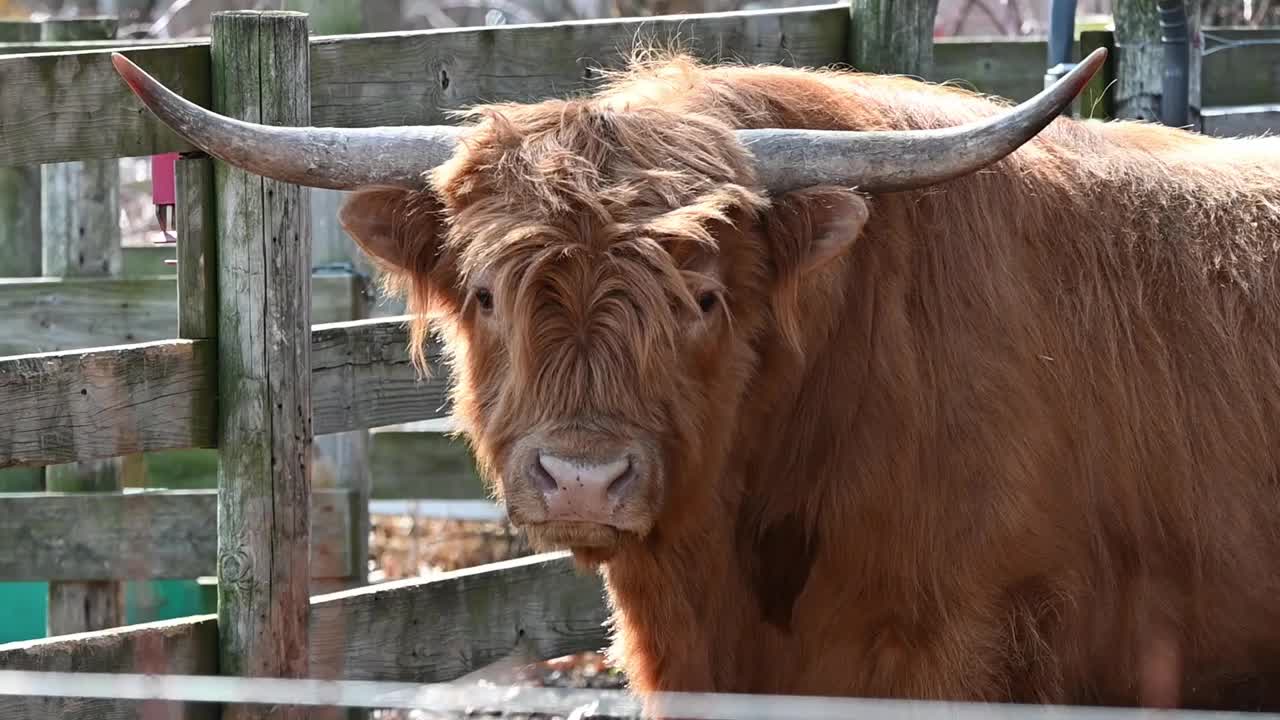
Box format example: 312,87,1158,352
152,153,179,263
152,152,178,206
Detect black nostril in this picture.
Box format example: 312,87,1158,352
531,456,558,493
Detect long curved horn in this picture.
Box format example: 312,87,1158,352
738,47,1107,194
111,53,462,191
115,47,1103,196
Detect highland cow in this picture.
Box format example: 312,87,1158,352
114,46,1280,711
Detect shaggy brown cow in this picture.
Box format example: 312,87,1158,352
114,47,1280,712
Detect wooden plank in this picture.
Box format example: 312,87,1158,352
309,552,609,682
50,424,487,501
1201,28,1280,107
0,615,220,720
0,489,355,581
0,4,846,165
368,430,487,500
1201,104,1280,137
211,11,313,713
929,37,1055,103
0,552,605,718
41,157,122,277
176,155,217,340
0,24,42,282
41,18,119,42
0,317,449,469
0,43,208,167
0,22,41,44
311,172,373,609
0,274,357,357
849,0,939,76
308,3,848,130
40,15,130,638
0,339,217,469
38,15,123,274
311,317,451,436
1113,0,1161,121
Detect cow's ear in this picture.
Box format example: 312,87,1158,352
765,186,869,280
764,187,870,353
339,187,444,275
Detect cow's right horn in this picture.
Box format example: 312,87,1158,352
738,47,1107,195
111,53,462,191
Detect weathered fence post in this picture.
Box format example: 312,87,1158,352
0,21,41,282
0,20,44,495
848,0,940,76
40,17,121,278
289,2,375,621
38,15,135,637
1114,0,1200,126
211,11,313,717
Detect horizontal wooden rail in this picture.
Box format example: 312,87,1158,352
311,316,450,437
0,339,217,468
0,489,354,581
0,316,450,469
0,3,847,166
1201,104,1280,137
0,552,609,720
0,274,358,357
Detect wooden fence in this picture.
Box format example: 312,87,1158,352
3,4,1280,718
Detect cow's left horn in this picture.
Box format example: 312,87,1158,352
738,47,1107,194
111,53,462,191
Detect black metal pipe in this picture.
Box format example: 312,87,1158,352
1158,0,1190,127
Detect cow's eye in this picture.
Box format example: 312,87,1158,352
474,288,494,313
697,291,718,314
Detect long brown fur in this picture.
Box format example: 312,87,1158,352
342,51,1280,711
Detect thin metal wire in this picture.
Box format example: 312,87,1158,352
2,671,1279,719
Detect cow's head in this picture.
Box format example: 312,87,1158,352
112,51,1102,564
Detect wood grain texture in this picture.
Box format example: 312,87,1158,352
0,275,356,357
1113,0,1161,121
0,615,219,720
309,552,609,682
0,553,606,718
311,317,451,436
0,43,208,167
211,11,313,708
0,489,355,581
312,259,372,604
0,4,845,166
38,13,130,638
177,155,217,340
0,24,40,280
0,339,215,468
849,0,939,76
308,3,848,130
46,583,124,636
0,318,448,469
0,23,45,502
928,36,1057,103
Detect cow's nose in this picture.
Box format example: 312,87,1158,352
534,452,634,524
